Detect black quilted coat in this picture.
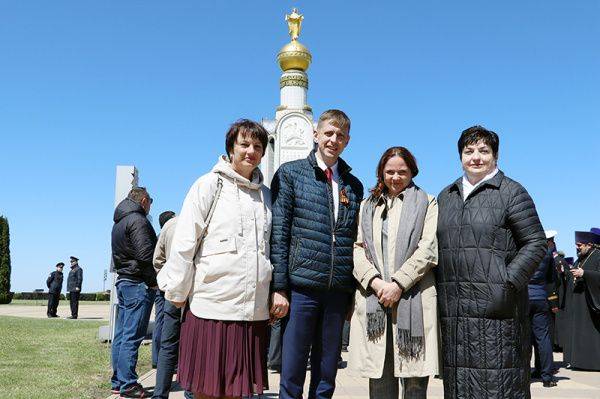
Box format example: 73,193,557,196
436,171,546,399
270,151,363,293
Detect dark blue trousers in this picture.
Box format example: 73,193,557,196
152,299,193,399
268,317,285,370
280,288,351,399
152,290,165,367
529,299,554,382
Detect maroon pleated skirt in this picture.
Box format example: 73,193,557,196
177,310,269,398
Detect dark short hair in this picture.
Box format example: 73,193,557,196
371,146,419,198
159,211,176,228
128,187,150,204
225,119,269,158
317,109,351,133
457,125,500,159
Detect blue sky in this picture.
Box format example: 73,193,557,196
1,1,598,292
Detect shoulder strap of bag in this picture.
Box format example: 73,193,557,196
192,176,223,259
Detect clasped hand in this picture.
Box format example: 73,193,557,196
370,277,402,308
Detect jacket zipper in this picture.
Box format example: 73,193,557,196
327,178,336,289
455,191,465,394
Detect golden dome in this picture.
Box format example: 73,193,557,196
277,40,312,72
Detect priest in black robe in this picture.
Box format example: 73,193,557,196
563,230,600,371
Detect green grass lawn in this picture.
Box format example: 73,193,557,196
0,316,151,399
9,299,110,306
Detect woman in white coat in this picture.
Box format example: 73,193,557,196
158,120,275,399
348,146,439,399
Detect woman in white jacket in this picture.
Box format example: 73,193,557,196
158,120,274,399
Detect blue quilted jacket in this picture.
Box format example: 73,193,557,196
270,151,364,293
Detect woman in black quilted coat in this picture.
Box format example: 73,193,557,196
436,126,547,399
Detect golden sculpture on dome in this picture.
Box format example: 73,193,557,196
286,8,303,41
278,8,312,72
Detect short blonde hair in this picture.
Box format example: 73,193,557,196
317,109,351,133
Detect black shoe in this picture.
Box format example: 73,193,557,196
531,371,541,379
120,383,147,398
341,346,348,352
543,380,557,388
66,316,77,319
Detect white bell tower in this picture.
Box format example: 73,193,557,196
261,8,315,186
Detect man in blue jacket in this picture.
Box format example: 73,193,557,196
270,109,363,399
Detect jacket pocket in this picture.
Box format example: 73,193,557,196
201,236,237,257
485,283,516,319
289,238,301,273
200,236,238,283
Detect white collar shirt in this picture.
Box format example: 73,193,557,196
462,168,499,200
316,156,340,221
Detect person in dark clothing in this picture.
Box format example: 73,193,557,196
341,320,351,353
436,126,547,399
267,318,285,373
151,211,193,399
528,230,558,387
151,210,176,370
66,256,83,319
551,252,572,351
110,187,158,399
270,109,364,399
563,230,600,371
46,262,64,317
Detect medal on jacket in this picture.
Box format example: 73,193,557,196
340,188,349,206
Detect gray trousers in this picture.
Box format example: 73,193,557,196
368,315,429,399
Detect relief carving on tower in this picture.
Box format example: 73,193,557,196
277,113,313,165
282,120,308,147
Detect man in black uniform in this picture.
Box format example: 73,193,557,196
563,230,600,370
46,262,64,318
66,256,83,319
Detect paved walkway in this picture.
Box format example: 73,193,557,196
0,302,111,320
109,352,600,399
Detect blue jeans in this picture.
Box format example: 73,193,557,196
152,290,165,367
279,288,351,399
153,299,193,399
111,280,156,392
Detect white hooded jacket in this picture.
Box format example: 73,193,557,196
157,156,272,321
